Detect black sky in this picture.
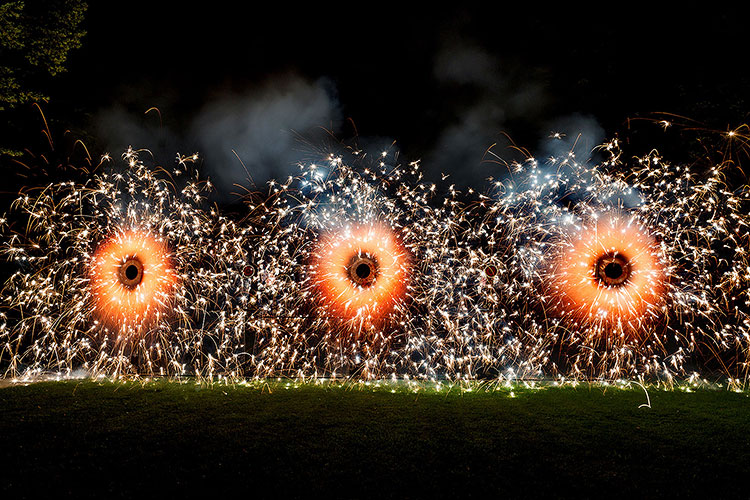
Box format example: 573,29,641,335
38,3,750,198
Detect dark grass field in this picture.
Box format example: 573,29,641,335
1,380,749,499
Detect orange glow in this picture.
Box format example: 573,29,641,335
548,215,667,334
311,223,411,327
89,229,177,332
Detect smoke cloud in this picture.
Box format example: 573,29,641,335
94,74,342,202
538,113,606,162
189,76,341,199
93,52,610,202
426,41,547,187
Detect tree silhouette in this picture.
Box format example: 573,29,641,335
0,0,87,155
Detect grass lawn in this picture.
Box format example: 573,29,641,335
1,379,749,498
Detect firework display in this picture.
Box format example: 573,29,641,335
475,129,750,382
0,148,249,380
0,124,748,385
237,145,506,380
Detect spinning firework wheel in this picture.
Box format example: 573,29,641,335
310,223,411,332
0,148,258,380
89,229,178,334
546,214,667,338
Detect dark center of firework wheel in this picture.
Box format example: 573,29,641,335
119,258,144,288
348,255,377,287
595,253,630,287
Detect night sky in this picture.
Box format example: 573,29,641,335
27,3,750,200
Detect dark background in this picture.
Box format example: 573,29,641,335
10,3,750,201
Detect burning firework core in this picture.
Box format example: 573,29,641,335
348,254,378,286
90,230,177,332
118,258,144,288
595,253,630,287
311,224,411,325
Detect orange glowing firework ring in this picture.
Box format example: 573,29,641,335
546,215,667,336
89,229,178,332
310,223,411,328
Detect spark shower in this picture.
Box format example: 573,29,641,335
1,120,748,386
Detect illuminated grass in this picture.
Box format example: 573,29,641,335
1,380,748,497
